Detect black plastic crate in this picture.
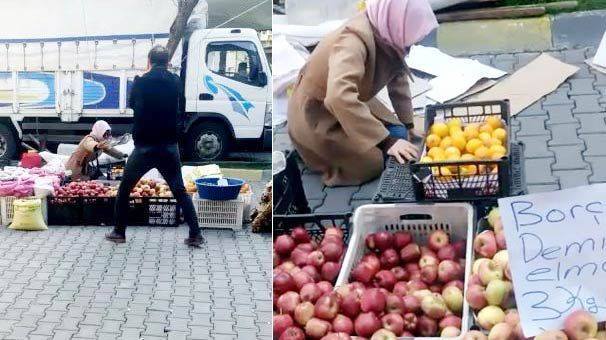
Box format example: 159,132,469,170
375,142,525,203
47,197,83,226
273,213,353,246
273,151,311,215
128,197,180,227
413,100,514,201
82,197,115,225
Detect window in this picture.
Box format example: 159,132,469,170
206,41,262,86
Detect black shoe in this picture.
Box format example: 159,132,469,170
105,230,126,244
185,234,204,247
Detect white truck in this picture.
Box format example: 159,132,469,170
0,0,272,161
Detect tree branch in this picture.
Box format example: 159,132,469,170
166,0,199,59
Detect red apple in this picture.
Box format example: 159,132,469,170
373,231,394,251
279,326,306,340
322,235,342,246
340,293,361,319
351,262,376,284
278,291,301,315
361,288,386,313
416,315,438,337
421,293,448,320
465,284,487,310
437,245,457,261
325,227,344,240
428,230,450,252
302,265,321,282
420,246,438,258
463,330,488,340
400,243,421,263
380,249,400,269
366,233,378,252
276,235,296,256
444,280,464,292
308,251,326,268
354,312,382,338
496,232,507,250
404,263,420,274
381,313,404,336
374,270,397,291
300,283,322,303
438,260,460,283
306,318,332,339
429,284,443,293
406,279,428,293
452,240,467,259
419,254,439,268
293,270,314,290
291,248,310,267
321,242,344,262
468,274,482,286
361,254,381,272
332,314,354,334
402,295,421,313
275,314,295,338
296,243,315,252
294,301,315,326
393,281,408,297
321,262,341,282
291,227,311,244
389,266,408,282
564,310,598,340
385,294,405,314
321,333,351,340
315,294,339,320
473,231,498,258
370,329,397,340
439,315,462,329
420,264,438,285
403,312,417,332
393,231,412,250
317,281,333,295
280,261,296,273
275,271,297,295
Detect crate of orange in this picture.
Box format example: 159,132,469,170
410,100,517,201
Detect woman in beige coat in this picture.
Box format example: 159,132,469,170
288,0,438,186
66,120,126,180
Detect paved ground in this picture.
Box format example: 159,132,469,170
0,179,272,340
273,45,606,214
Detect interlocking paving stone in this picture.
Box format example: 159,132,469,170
572,94,604,113
569,78,599,95
352,177,381,200
515,135,554,158
542,88,572,106
550,144,591,171
586,156,606,183
315,186,359,213
576,112,606,134
545,104,577,125
580,134,606,156
515,116,550,137
525,158,558,184
553,169,592,189
548,123,583,146
527,184,561,193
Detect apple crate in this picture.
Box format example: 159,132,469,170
1,196,48,226
336,203,475,339
193,193,244,230
273,213,353,246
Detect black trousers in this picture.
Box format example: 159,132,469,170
114,144,200,237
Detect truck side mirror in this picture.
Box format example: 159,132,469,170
257,71,268,87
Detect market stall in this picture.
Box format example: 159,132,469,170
273,95,606,339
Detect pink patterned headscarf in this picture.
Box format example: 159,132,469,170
366,0,438,56
91,120,111,141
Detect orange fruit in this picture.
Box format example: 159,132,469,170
447,118,462,129
490,145,507,159
464,124,480,140
492,128,507,142
431,123,449,138
465,138,483,154
426,134,441,149
428,147,446,160
420,156,433,163
445,146,461,159
474,146,491,159
461,154,475,161
451,134,467,151
440,136,454,149
449,126,463,136
480,123,494,134
490,138,502,146
486,116,503,130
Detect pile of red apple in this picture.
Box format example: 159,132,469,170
274,226,347,339
274,227,468,339
463,207,520,339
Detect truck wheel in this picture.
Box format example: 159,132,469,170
0,123,17,161
186,121,230,161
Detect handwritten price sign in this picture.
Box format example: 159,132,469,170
498,184,606,337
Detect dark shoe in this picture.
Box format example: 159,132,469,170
105,230,126,244
185,234,204,247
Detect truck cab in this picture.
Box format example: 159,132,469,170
182,28,272,161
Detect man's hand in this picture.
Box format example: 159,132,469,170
407,128,426,143
387,139,419,164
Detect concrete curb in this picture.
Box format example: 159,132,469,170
427,10,606,55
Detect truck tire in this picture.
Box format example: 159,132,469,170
0,123,17,161
186,121,231,161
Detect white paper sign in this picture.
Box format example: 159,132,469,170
498,184,606,337
594,30,606,68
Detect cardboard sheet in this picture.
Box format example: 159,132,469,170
586,57,606,75
406,45,507,103
469,54,579,115
375,75,432,112
594,30,606,68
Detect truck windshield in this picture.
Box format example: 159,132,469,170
205,41,262,87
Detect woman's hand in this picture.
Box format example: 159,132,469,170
387,139,419,164
97,141,110,151
407,128,425,143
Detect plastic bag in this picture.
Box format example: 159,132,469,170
0,181,17,196
9,198,47,231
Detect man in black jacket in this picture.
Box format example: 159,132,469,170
106,45,203,246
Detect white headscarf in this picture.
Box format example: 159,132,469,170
91,120,111,141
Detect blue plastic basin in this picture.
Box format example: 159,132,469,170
195,177,245,201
